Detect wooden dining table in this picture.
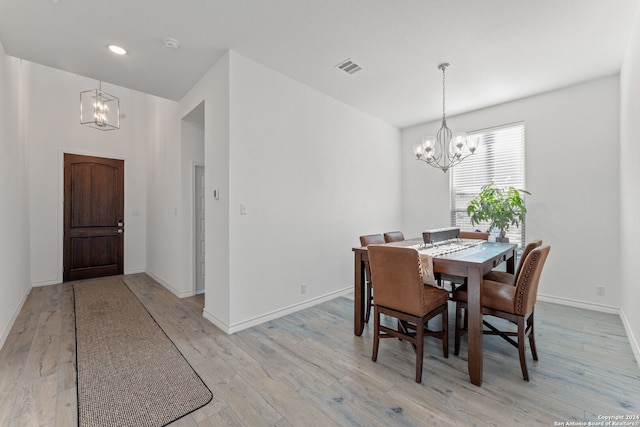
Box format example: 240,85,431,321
352,238,516,386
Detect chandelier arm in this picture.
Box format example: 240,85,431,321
417,143,475,172
414,63,476,173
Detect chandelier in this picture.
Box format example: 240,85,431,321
80,81,120,131
413,63,477,173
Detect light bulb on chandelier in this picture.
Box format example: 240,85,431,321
93,100,109,127
413,63,478,173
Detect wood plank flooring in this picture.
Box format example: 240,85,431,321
1,273,639,426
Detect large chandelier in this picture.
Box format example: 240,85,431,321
80,81,120,131
413,63,477,173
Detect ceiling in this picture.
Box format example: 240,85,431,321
0,0,637,129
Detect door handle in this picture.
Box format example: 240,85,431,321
117,229,123,234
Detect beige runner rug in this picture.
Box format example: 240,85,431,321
74,277,212,427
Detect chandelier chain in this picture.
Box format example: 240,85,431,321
442,65,446,124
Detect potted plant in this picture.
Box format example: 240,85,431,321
466,183,530,242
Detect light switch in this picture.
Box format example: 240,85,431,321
240,204,247,215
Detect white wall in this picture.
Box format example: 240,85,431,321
24,61,172,286
403,76,621,310
226,52,401,331
176,53,232,326
620,6,640,365
173,51,401,333
144,99,184,294
0,42,31,348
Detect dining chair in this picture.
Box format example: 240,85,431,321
383,231,405,243
458,230,490,240
453,245,551,381
359,234,386,323
437,230,490,290
484,240,542,285
367,245,449,383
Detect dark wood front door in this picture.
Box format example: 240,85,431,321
63,154,124,281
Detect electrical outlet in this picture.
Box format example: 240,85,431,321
596,286,605,296
301,283,307,294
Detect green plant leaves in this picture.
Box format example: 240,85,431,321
466,183,530,238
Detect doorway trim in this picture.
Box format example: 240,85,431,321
193,162,205,295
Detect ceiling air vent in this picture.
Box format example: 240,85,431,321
336,58,362,75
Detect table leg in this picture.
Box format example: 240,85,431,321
466,266,483,386
354,251,365,336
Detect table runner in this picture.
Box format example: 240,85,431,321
413,239,486,287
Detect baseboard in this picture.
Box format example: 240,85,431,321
0,285,32,351
537,293,619,314
144,271,193,299
203,287,353,335
620,307,640,369
201,309,230,334
125,268,145,275
32,279,60,287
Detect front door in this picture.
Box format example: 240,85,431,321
63,154,124,281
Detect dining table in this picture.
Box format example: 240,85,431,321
352,238,516,386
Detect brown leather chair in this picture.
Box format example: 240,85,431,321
367,245,449,383
484,240,542,285
383,231,405,243
359,234,386,323
438,230,489,289
453,245,550,381
458,230,490,240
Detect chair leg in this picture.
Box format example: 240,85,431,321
528,311,538,361
517,316,529,381
442,305,449,358
463,305,468,331
454,302,462,356
372,306,380,362
415,318,425,383
364,282,372,323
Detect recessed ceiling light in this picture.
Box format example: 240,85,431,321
108,45,127,55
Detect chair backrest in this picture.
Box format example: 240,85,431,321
458,230,489,240
383,231,405,243
513,245,550,315
360,234,385,247
360,234,385,283
515,240,543,280
367,245,426,316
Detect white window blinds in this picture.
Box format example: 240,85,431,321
450,122,526,245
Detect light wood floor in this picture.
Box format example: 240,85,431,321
1,273,639,426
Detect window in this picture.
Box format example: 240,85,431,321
450,122,526,246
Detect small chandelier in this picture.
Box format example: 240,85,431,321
80,81,119,131
413,63,477,173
